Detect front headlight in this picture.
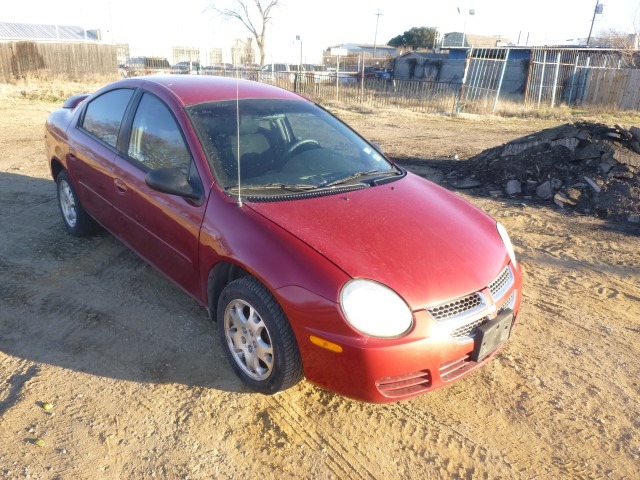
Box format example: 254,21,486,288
340,279,413,338
497,222,517,267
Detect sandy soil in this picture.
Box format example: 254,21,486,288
0,97,638,479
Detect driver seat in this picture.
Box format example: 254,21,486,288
231,118,273,179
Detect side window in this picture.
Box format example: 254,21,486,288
81,89,134,148
128,93,191,171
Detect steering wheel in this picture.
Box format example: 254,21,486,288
282,139,320,162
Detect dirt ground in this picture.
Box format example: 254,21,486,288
0,95,639,479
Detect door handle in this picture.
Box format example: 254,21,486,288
114,178,128,193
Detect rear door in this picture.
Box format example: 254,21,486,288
111,91,206,298
67,88,135,230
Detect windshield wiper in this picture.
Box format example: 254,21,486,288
228,182,318,193
322,169,400,188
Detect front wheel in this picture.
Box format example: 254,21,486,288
217,276,303,394
56,170,98,237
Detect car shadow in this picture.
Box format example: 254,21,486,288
0,172,246,393
393,155,640,237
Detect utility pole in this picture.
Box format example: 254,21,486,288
461,8,475,48
373,9,383,67
587,0,603,46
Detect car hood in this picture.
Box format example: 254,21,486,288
247,173,508,309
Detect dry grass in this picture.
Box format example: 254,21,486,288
494,99,640,124
0,75,118,104
2,78,639,127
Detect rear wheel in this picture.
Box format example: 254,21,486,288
217,276,303,394
56,170,97,236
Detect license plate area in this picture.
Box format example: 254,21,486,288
471,310,513,362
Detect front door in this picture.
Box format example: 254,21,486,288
111,92,205,298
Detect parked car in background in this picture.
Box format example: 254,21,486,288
355,67,392,80
122,57,171,77
172,61,200,75
374,68,392,79
260,63,295,83
356,66,377,79
332,71,358,85
45,75,522,403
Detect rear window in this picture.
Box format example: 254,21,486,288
81,89,134,148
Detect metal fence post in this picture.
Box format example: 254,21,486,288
537,50,547,109
580,56,591,104
568,54,580,104
551,50,562,107
336,55,340,101
360,54,365,102
455,47,473,114
524,48,537,106
492,48,510,113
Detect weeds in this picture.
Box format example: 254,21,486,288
2,77,639,127
493,99,640,124
0,75,118,103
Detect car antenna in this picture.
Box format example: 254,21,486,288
235,71,243,207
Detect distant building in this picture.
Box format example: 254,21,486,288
324,43,397,59
173,46,200,65
393,48,531,93
441,32,509,48
231,38,256,66
0,22,100,42
322,43,398,70
116,44,130,66
209,48,223,65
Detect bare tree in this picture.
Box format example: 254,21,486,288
598,28,638,50
211,0,280,66
597,28,639,67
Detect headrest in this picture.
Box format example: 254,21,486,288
239,118,260,135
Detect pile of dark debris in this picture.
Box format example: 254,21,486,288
446,122,640,223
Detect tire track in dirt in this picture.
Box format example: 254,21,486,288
5,192,57,217
389,401,515,477
265,390,379,480
0,256,41,313
0,362,40,418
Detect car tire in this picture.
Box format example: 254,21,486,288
56,170,97,237
217,276,303,394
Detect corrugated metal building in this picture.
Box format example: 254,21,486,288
0,22,100,42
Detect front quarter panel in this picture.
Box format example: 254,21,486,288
199,188,351,308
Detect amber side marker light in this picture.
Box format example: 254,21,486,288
310,335,343,353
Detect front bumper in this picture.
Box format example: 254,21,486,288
278,262,522,403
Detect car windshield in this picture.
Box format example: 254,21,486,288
187,99,399,196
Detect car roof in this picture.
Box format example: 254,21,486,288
113,75,306,106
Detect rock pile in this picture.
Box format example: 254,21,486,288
447,122,640,222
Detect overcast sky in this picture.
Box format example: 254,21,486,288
3,0,639,62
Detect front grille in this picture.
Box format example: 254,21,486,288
427,265,516,341
376,370,432,398
450,317,487,339
488,266,513,300
428,293,483,320
498,291,516,312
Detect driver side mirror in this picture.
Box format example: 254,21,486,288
146,167,202,202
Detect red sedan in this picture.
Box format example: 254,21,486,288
45,75,522,403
